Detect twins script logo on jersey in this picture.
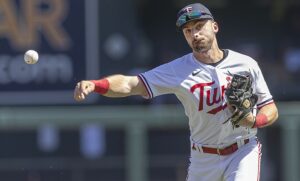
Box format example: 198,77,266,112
190,76,231,114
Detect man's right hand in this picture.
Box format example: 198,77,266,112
74,80,95,101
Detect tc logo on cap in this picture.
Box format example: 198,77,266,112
185,7,193,13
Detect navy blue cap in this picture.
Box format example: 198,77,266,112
176,3,214,29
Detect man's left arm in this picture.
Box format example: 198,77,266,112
239,102,278,128
255,103,279,127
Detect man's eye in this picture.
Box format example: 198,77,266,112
185,29,192,33
196,24,203,30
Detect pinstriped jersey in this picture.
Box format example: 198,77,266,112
139,49,273,146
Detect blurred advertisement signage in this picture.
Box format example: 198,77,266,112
0,0,99,105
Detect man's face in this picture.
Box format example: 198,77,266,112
182,19,218,53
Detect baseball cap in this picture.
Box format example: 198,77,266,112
176,3,214,29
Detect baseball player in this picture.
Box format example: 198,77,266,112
74,3,278,181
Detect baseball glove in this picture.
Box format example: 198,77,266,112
223,73,258,127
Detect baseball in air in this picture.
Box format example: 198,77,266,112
24,50,39,64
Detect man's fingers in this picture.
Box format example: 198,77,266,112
74,81,94,101
75,92,86,101
75,95,82,101
80,92,86,100
74,82,85,101
82,83,93,95
83,90,89,96
74,88,83,101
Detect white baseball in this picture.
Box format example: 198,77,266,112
24,50,39,64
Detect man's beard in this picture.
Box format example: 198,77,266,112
193,40,212,53
193,44,210,53
194,46,207,52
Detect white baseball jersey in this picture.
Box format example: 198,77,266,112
139,49,273,146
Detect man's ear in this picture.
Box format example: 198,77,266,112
212,21,219,33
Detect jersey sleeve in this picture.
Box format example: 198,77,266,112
138,62,179,99
252,62,274,109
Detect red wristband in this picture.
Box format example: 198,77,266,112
252,114,268,128
91,79,109,95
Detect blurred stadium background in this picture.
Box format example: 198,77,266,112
0,0,299,181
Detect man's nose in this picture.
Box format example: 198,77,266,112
192,29,201,39
193,32,202,40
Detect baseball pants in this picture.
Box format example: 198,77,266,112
186,138,262,181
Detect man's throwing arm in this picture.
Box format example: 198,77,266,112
74,75,148,101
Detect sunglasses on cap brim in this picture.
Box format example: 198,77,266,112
176,11,211,29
